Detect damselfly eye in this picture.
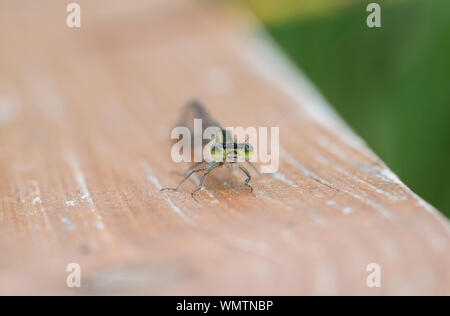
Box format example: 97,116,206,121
244,143,253,161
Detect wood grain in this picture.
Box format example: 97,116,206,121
0,0,449,295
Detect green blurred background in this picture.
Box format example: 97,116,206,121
245,0,450,217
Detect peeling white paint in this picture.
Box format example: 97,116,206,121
334,166,402,200
327,200,354,216
68,154,106,232
32,197,41,206
279,148,393,218
144,164,195,226
342,188,393,219
362,165,450,234
280,147,336,190
271,172,298,188
28,180,52,230
65,200,76,206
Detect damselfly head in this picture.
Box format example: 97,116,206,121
210,132,253,162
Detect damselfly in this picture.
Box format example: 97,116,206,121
161,100,257,199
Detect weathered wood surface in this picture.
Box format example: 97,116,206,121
0,0,449,295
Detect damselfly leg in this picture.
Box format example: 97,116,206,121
191,162,221,200
161,163,210,192
238,163,254,193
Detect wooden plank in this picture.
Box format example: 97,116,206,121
0,0,449,295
